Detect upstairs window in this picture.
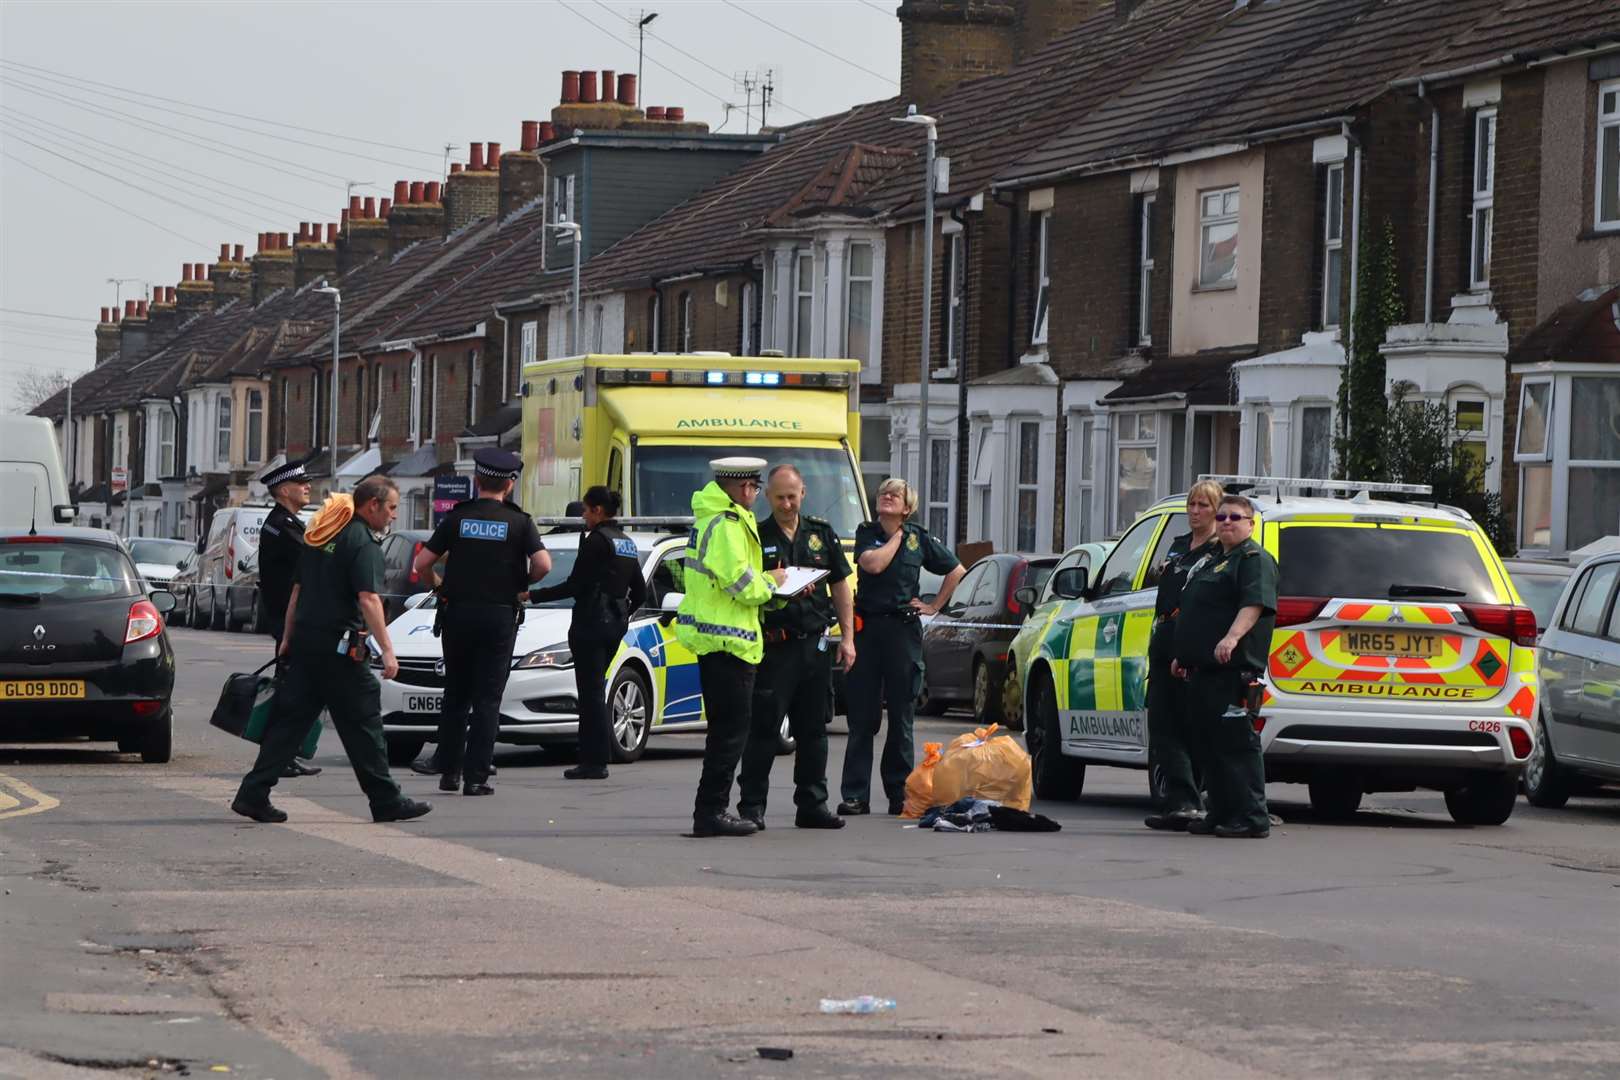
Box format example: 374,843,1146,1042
1322,163,1345,327
216,393,232,463
1031,211,1052,345
520,320,537,364
158,409,175,478
1199,187,1239,288
1598,80,1620,229
1135,194,1156,345
793,250,815,357
1471,108,1497,289
678,292,694,352
946,230,966,367
245,389,263,465
467,349,481,425
846,241,874,365
740,281,756,356
648,295,661,353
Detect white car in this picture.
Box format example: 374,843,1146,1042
374,528,794,766
127,538,196,589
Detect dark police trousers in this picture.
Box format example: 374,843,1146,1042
1187,668,1269,831
840,613,922,805
436,603,518,784
738,634,833,815
237,650,400,810
569,622,625,769
1147,638,1202,814
692,651,757,819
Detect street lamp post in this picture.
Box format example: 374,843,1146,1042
638,11,659,108
316,284,341,480
550,222,583,354
893,107,939,530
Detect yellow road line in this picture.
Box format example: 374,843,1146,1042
0,790,18,812
0,773,60,820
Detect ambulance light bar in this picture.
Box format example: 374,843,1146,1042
533,516,694,531
1200,475,1433,496
595,368,849,389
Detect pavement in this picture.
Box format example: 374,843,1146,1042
1,625,1617,1079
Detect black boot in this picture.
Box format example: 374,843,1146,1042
795,805,846,830
835,799,869,816
438,773,462,793
372,798,433,823
737,807,766,831
231,798,288,824
564,765,609,780
692,811,758,837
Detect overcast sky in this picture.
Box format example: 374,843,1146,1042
0,0,900,411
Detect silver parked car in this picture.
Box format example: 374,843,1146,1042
1525,551,1620,807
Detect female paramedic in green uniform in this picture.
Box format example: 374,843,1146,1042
1143,478,1224,832
838,478,966,817
1171,492,1278,839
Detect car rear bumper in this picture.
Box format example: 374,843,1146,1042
0,645,174,739
1259,704,1530,773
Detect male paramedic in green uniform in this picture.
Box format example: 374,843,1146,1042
1171,492,1278,838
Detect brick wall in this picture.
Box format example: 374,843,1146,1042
251,250,295,305
389,203,446,255
1257,138,1320,353
375,351,414,458
499,151,545,220
1046,174,1135,378
899,1,1016,106
281,364,316,459
294,242,339,289
1491,72,1545,351
341,221,390,273
446,171,498,234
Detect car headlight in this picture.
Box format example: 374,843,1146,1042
515,643,573,670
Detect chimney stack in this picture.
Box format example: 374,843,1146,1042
209,243,250,300
177,258,215,316
445,139,500,231
95,307,121,365
341,189,390,271
252,226,297,303
295,217,340,287
617,73,637,107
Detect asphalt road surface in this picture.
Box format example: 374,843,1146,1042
2,627,1617,1079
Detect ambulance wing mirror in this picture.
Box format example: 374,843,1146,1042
659,592,684,626
1051,566,1088,601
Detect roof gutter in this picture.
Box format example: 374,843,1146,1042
1391,55,1515,89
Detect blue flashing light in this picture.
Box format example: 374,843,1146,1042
761,371,781,386
705,370,727,385
744,371,763,386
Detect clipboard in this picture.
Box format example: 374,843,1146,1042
774,566,830,595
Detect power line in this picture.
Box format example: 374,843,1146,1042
1,105,332,218
1,129,258,232
719,1,898,86
0,323,92,342
0,63,435,172
857,0,895,14
0,75,376,190
0,57,443,159
0,307,98,323
1,151,211,248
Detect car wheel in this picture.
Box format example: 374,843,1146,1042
1307,773,1363,820
775,713,797,756
1025,671,1084,801
607,666,652,764
247,591,265,636
1444,773,1518,826
971,659,1004,727
1001,668,1023,732
1523,711,1572,809
188,589,206,629
386,735,427,768
210,586,226,630
224,590,243,631
137,708,173,764
915,683,949,717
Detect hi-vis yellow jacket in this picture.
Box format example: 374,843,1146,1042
674,482,775,664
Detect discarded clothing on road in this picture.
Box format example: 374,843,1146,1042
915,797,1060,833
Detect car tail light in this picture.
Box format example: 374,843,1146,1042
1275,596,1328,627
4,535,63,544
1006,559,1027,616
1460,603,1538,648
131,700,164,717
1252,715,1266,733
125,599,164,643
225,536,235,579
408,541,426,585
1508,725,1532,759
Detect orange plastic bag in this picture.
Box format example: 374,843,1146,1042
931,724,1033,811
901,742,944,819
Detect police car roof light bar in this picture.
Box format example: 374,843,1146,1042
1199,474,1434,497
532,515,695,531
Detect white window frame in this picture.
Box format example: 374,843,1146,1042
1253,404,1273,476
245,389,263,465
428,355,439,443
565,174,576,224
1112,409,1160,532
1070,414,1096,544
679,292,694,352
1597,79,1620,230
792,249,814,357
1031,211,1051,346
368,362,383,443
649,294,662,354
309,372,319,447
845,240,875,366
946,230,966,369
1514,377,1554,461
467,349,482,426
1136,194,1155,345
1296,402,1333,481
1013,419,1041,552
1198,186,1240,289
926,436,953,541
1322,163,1345,328
158,408,175,478
1447,388,1489,490
740,281,756,356
214,393,231,465
520,320,537,364
409,354,422,447
1470,108,1497,290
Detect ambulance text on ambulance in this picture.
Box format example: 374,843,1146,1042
1290,680,1490,699
674,418,804,430
1065,712,1144,740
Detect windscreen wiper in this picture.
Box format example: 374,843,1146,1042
1388,584,1468,598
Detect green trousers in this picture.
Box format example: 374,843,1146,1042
737,635,833,815
1147,656,1203,814
1187,668,1268,831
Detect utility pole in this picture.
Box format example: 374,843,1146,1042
760,69,774,130
893,107,939,527
736,72,757,135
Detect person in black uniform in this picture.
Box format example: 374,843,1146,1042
838,478,965,817
736,464,855,830
528,486,645,780
1172,493,1278,839
1143,479,1224,831
255,458,321,779
232,474,431,824
412,448,551,797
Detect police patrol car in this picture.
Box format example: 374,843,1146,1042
1016,477,1538,826
375,526,794,766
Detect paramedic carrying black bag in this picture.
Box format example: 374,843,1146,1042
210,658,322,759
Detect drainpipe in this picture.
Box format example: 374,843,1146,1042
492,304,512,402
1419,81,1439,325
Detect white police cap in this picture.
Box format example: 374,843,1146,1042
711,456,767,481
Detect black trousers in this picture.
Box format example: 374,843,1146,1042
840,614,922,805
569,624,623,769
435,604,518,784
692,651,757,819
237,650,400,810
737,635,833,815
1147,644,1202,814
1187,668,1269,831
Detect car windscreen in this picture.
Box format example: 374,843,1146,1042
232,510,272,551
130,539,193,566
634,445,866,538
524,549,581,608
1277,525,1503,603
1509,571,1569,629
1024,562,1056,597
0,541,142,603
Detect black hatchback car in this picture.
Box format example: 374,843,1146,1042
0,527,178,761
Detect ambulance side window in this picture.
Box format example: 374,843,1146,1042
1140,513,1189,590
1091,514,1162,598
606,446,624,497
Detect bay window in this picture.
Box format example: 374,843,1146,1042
1298,404,1332,481
158,408,175,478
1598,80,1620,229
927,437,952,539
793,250,814,357
1015,421,1040,552
1515,374,1620,553
1115,411,1158,529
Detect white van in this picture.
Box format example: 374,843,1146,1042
0,416,74,530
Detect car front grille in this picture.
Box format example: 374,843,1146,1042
376,657,445,688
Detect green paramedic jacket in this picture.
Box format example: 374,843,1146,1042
675,481,776,664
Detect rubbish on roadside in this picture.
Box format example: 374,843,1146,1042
915,797,1061,833
986,804,1061,832
819,996,897,1014
1042,1027,1062,1034
901,742,944,818
757,1046,795,1060
931,724,1032,810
